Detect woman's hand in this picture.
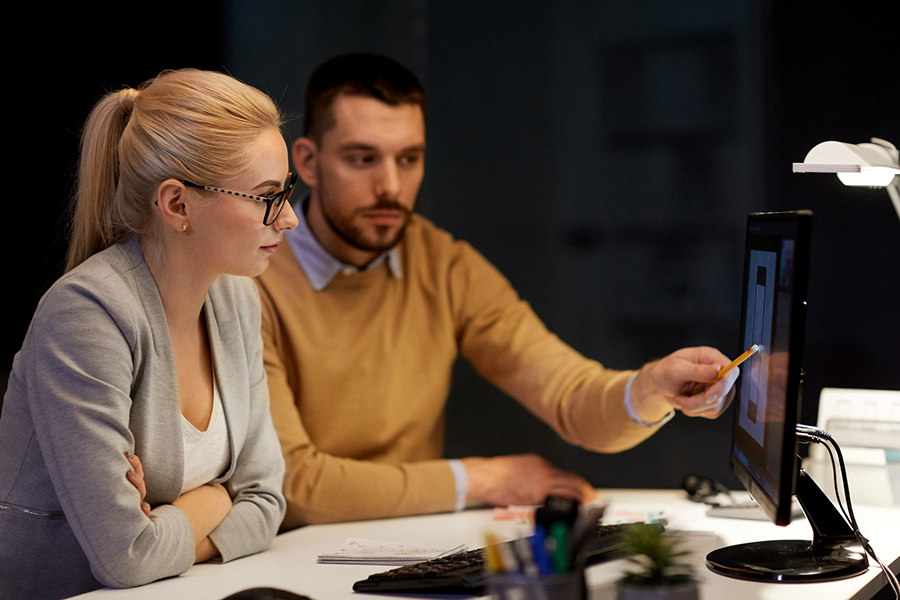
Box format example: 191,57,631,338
126,451,230,562
125,452,151,516
173,483,233,563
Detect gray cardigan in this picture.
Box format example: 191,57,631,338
0,239,286,599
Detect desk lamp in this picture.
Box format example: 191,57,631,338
792,137,900,222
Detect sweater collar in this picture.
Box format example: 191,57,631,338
284,193,403,291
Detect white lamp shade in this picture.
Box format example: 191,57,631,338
793,138,900,187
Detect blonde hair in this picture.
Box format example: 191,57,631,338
67,68,283,271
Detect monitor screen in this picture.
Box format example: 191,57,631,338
707,210,868,583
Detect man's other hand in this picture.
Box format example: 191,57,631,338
461,453,597,507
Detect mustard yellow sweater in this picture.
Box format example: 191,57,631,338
257,214,659,528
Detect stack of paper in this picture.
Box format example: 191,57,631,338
317,537,468,566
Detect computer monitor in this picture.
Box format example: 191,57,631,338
706,210,868,583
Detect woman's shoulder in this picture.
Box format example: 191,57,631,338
33,240,157,329
55,239,146,290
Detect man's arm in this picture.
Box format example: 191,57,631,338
462,347,739,505
456,347,736,509
266,331,597,519
451,243,737,456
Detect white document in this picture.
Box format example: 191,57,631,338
317,537,468,565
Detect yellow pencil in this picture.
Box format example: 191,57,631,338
708,344,760,384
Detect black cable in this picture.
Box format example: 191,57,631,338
795,426,858,528
796,425,900,599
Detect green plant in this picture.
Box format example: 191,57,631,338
619,524,696,587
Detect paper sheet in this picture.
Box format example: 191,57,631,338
317,537,468,565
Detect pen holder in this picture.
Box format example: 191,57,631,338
489,570,586,600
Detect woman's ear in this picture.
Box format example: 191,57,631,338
155,179,191,233
292,137,318,188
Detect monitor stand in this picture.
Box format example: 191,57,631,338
706,466,868,583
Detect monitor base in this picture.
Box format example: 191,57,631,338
706,539,868,583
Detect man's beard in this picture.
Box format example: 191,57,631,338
320,195,412,253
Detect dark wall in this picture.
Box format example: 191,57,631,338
8,0,898,492
764,2,900,430
9,2,229,377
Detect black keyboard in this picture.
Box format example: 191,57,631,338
352,522,663,595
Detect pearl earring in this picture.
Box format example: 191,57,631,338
181,223,188,231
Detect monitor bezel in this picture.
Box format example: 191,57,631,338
728,209,813,526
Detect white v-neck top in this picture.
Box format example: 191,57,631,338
180,382,230,495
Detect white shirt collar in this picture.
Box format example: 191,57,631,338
284,194,403,291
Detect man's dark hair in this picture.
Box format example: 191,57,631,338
303,53,427,142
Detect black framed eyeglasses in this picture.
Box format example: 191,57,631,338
180,172,297,226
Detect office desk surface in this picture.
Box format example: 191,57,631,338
72,489,900,600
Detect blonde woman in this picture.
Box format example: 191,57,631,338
0,68,297,598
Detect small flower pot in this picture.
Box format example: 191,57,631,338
617,582,700,600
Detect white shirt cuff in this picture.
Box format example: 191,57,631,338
448,459,468,512
625,372,675,427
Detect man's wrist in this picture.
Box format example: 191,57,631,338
625,372,675,427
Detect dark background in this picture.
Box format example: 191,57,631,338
8,0,899,491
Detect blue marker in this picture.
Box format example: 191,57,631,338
530,526,554,575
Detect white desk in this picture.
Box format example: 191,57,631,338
71,489,900,600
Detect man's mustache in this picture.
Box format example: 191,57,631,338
358,200,411,214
